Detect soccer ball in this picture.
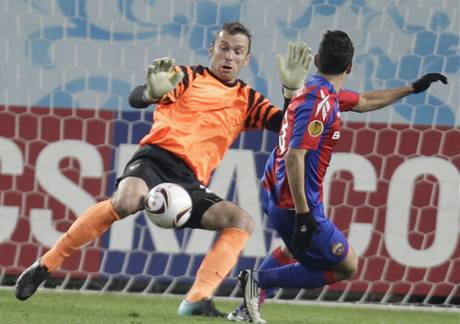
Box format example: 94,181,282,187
144,183,192,228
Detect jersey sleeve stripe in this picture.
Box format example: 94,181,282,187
244,89,261,128
261,104,275,125
191,65,205,75
246,88,256,112
244,88,256,128
179,65,189,90
246,93,266,128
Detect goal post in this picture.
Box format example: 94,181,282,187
0,0,459,307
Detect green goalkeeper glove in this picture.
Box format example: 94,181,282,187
277,42,313,98
144,57,184,102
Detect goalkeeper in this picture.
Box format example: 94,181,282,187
230,30,448,323
14,22,313,318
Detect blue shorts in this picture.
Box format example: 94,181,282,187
263,190,349,270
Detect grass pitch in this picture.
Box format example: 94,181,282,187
0,288,458,324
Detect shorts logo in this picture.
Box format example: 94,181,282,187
331,242,345,256
307,120,324,137
200,184,213,193
128,162,141,171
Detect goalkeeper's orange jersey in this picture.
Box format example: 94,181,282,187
139,65,281,185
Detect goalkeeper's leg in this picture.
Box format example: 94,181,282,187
15,177,147,301
178,201,253,317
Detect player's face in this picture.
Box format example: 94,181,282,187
209,31,250,82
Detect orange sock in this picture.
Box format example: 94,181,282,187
186,228,250,302
41,200,120,272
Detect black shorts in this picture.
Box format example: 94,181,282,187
116,144,223,229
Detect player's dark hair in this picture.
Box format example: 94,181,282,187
212,21,252,54
317,30,354,74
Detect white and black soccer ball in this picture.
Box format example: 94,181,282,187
144,183,192,228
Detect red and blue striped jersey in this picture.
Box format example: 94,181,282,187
262,75,360,208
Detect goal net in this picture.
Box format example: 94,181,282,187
1,0,459,307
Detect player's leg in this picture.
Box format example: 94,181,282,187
239,202,357,322
41,177,147,271
254,208,356,290
332,244,359,280
14,177,146,301
234,192,291,323
228,245,295,321
254,252,357,291
15,147,154,301
251,247,358,297
257,245,296,300
178,194,254,317
190,201,254,301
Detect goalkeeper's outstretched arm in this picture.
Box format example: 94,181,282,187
128,57,184,109
129,85,150,108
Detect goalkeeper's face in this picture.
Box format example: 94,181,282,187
209,31,250,82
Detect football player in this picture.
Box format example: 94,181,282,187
231,30,447,323
14,21,312,318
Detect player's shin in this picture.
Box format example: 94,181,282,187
241,246,296,305
228,247,296,321
257,263,338,289
41,200,120,272
185,228,250,302
260,246,296,299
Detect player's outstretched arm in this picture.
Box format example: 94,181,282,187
277,42,313,99
128,57,184,108
353,73,448,113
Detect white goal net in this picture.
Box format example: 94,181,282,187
0,0,459,308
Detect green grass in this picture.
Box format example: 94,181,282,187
0,288,458,324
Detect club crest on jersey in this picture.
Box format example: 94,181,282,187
331,242,345,256
307,120,324,137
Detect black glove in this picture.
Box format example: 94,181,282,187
292,212,318,251
412,73,448,94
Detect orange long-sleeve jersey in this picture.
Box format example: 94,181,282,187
137,65,283,185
